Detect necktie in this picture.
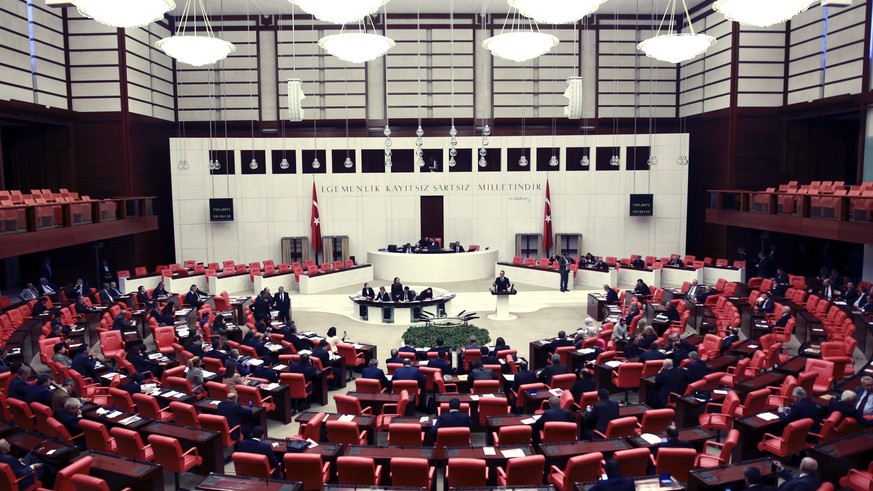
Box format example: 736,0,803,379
858,392,870,414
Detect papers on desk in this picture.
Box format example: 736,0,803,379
248,359,264,366
640,433,662,445
353,344,364,349
176,308,192,315
94,362,105,370
757,412,780,421
713,389,729,395
548,389,564,397
604,360,622,368
501,448,526,459
148,353,162,360
141,384,157,393
456,374,469,382
520,415,542,425
503,374,515,382
259,383,281,390
481,393,496,398
202,370,217,378
46,449,56,455
100,373,117,380
176,329,190,337
338,414,356,422
306,438,319,448
385,375,393,381
209,400,221,405
163,391,187,399
577,348,596,355
483,447,496,456
298,350,313,355
747,345,759,349
469,395,480,401
106,410,123,419
420,416,430,423
95,407,110,416
272,364,287,371
119,415,141,425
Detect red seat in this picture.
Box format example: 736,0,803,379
541,422,578,443
388,423,424,446
79,419,117,453
168,401,199,427
51,455,93,491
447,458,489,488
497,454,546,486
613,448,652,477
8,398,36,431
279,372,312,412
636,408,675,434
70,474,122,491
548,452,604,491
337,456,382,485
147,434,203,489
699,391,740,437
695,428,739,466
0,461,40,491
757,417,815,457
478,396,509,426
154,326,177,355
353,378,384,393
110,426,154,461
236,384,276,412
99,330,125,364
595,416,638,439
337,343,365,380
840,461,873,491
654,448,697,482
492,425,533,446
284,453,331,491
435,427,471,460
232,452,276,479
198,413,242,447
327,420,368,446
390,457,435,489
612,362,644,403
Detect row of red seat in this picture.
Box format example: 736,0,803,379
511,254,745,271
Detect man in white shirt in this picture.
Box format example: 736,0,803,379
19,283,39,301
855,376,873,418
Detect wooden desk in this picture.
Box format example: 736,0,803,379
732,414,786,462
687,458,775,491
296,412,376,445
444,445,534,462
300,264,374,295
588,294,610,321
661,266,704,289
88,451,164,491
141,421,223,474
735,371,786,395
348,391,415,417
541,439,631,468
773,356,808,377
197,473,302,491
194,398,269,435
627,426,715,452
346,445,436,465
577,475,684,491
7,431,78,462
207,272,252,296
807,432,873,485
262,439,343,460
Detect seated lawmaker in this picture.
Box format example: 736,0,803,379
590,459,634,491
633,279,650,296
450,241,465,253
361,359,389,389
237,426,280,477
416,288,434,301
778,387,820,427
430,397,473,439
218,392,257,440
74,295,96,314
493,270,511,293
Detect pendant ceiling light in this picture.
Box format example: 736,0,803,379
289,0,389,25
318,18,395,64
483,5,559,63
287,79,306,122
156,0,235,67
75,0,175,28
637,0,716,64
713,0,814,27
509,0,607,25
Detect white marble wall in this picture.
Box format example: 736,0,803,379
170,133,689,266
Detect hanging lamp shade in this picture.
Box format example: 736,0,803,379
637,0,715,64
75,0,175,28
713,0,814,27
483,6,559,63
289,0,389,25
155,0,235,67
287,79,306,122
509,0,607,24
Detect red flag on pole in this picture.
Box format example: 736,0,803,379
543,179,553,253
311,181,322,254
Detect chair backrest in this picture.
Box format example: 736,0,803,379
327,420,364,445
205,381,231,400
0,462,33,491
741,388,770,416
8,398,36,431
55,456,93,491
614,447,652,477
79,419,114,453
504,454,546,485
496,425,532,446
337,456,378,485
655,448,697,482
69,472,111,490
782,418,816,454
284,453,329,491
719,429,740,461
232,452,272,479
447,458,488,487
436,427,472,459
549,373,577,390
542,422,578,443
605,416,639,438
147,434,186,472
334,394,364,415
472,379,501,394
390,457,431,488
169,401,199,427
639,408,675,433
199,413,237,447
388,423,424,446
110,426,151,461
564,453,605,488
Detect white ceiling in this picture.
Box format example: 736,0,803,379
179,0,713,18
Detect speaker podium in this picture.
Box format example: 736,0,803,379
487,290,517,321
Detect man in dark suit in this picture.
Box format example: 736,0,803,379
654,359,688,409
273,286,292,324
512,366,538,393
385,349,404,365
842,282,860,305
604,285,619,304
398,339,417,357
664,302,681,323
666,257,684,268
584,389,619,439
71,345,98,379
744,466,777,491
74,295,96,315
217,392,257,440
427,338,451,359
685,280,702,302
855,375,873,418
427,351,453,376
827,390,863,421
721,328,740,353
469,360,496,381
245,332,277,365
622,302,642,326
282,325,306,353
250,291,272,323
538,355,568,386
236,426,280,477
778,387,821,426
98,283,113,304
186,336,207,358
311,340,339,388
545,331,574,355
25,374,54,406
51,379,77,412
430,397,473,439
772,267,790,297
185,285,208,309
127,344,163,379
590,459,634,491
53,398,85,448
451,242,465,253
639,344,665,363
289,354,318,383
756,253,772,278
550,253,574,292
773,306,792,329
756,293,775,315
685,351,709,383
633,279,650,296
479,346,499,366
532,395,577,444
0,438,41,490
774,458,819,491
860,294,873,313
493,270,511,293
631,256,645,269
37,277,57,297
361,359,389,389
251,359,279,383
659,425,694,448
393,358,426,390
8,366,31,401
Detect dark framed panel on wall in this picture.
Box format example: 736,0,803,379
271,150,297,174
626,146,651,171
240,150,267,175
477,148,501,172
536,147,560,171
301,150,327,174
448,148,473,173
361,150,387,173
421,149,443,173
209,150,235,175
595,147,620,171
506,148,532,172
387,149,414,173
331,150,356,174
565,147,590,171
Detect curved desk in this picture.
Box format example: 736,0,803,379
349,290,456,325
367,249,498,283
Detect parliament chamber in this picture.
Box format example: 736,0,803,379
2,0,873,490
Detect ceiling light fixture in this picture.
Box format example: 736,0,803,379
287,79,305,122
637,0,716,64
289,0,389,25
483,5,559,63
509,0,607,24
318,18,395,64
156,0,235,67
713,0,814,27
75,0,174,28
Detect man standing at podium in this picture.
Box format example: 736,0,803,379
551,252,574,292
493,270,511,293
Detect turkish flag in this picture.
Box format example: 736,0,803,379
311,181,322,254
543,179,553,253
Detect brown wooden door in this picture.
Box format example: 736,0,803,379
420,196,444,244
